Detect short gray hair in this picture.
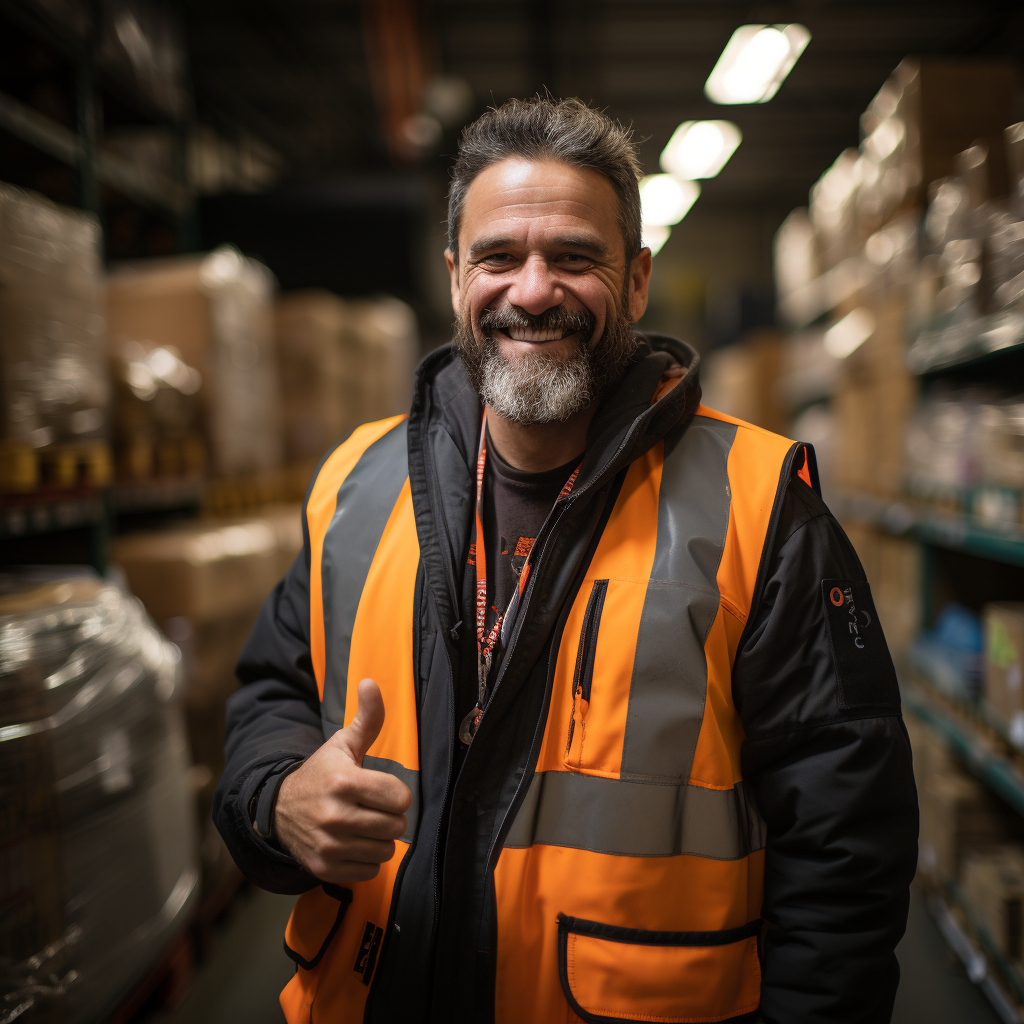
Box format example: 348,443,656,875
448,96,643,263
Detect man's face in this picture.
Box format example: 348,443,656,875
446,157,652,424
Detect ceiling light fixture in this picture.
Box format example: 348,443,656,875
639,174,700,226
642,224,671,256
705,24,811,105
660,120,742,179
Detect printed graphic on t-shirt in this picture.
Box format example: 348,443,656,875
507,535,534,578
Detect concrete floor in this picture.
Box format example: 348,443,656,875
146,884,1001,1023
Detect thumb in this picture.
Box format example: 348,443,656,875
336,678,385,766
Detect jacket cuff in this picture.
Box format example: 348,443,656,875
250,758,305,846
238,757,310,870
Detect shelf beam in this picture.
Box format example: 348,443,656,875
0,89,190,217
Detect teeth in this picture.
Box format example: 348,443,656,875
506,328,565,342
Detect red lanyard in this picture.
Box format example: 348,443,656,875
458,415,582,745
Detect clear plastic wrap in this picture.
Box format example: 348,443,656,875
0,575,198,1024
0,184,109,450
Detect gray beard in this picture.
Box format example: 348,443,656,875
453,313,638,426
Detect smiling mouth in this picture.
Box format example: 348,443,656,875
496,327,573,343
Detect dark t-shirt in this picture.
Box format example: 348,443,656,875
457,431,579,734
481,432,579,645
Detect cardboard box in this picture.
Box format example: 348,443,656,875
107,248,283,477
698,330,786,434
275,291,358,461
904,710,957,783
984,603,1024,734
114,519,280,623
964,845,1024,961
919,768,1007,881
873,534,921,660
859,58,1018,234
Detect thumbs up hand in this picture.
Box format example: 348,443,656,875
274,679,413,884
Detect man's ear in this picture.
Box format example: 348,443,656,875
627,247,653,323
445,249,461,316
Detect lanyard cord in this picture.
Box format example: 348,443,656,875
458,414,582,746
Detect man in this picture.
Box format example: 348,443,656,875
215,96,917,1024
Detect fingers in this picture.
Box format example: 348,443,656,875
355,770,413,816
335,678,386,765
326,804,409,842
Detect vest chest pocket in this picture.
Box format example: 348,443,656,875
562,577,651,778
284,883,353,971
557,913,762,1023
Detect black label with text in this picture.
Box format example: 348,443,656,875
821,579,900,709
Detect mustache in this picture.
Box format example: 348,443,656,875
477,304,596,340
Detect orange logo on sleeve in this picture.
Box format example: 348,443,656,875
830,587,844,607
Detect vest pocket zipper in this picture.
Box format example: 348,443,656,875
566,579,608,760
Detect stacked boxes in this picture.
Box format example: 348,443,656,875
964,846,1024,962
112,509,303,891
274,291,419,464
0,184,110,491
106,246,283,480
918,768,1006,882
275,291,354,463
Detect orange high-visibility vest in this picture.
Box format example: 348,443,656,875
280,404,798,1024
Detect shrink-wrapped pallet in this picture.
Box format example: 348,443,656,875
0,184,109,487
106,247,283,478
0,575,197,1024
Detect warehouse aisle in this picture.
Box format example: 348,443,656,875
145,887,293,1024
143,883,999,1023
892,889,1000,1023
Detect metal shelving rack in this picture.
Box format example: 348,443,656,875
0,0,201,573
829,326,1024,1021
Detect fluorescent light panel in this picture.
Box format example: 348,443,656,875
705,24,810,105
639,175,700,226
642,224,671,256
660,120,742,180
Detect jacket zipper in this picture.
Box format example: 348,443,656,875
566,579,607,756
481,470,625,875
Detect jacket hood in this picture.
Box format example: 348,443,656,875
409,332,702,495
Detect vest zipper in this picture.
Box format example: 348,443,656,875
566,579,608,757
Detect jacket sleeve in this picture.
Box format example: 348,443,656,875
212,543,324,895
732,474,918,1024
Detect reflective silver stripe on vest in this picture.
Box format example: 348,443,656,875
504,770,765,860
620,416,738,783
321,420,409,737
364,756,420,843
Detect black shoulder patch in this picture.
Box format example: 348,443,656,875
821,579,900,709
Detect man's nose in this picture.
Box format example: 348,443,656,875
505,255,564,315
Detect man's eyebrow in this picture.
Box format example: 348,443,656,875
467,236,517,260
467,234,611,260
551,235,610,258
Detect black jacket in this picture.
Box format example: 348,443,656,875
214,335,918,1024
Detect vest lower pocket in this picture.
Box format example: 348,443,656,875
284,883,353,970
557,913,761,1023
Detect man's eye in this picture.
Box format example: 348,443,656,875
558,254,591,265
481,253,514,265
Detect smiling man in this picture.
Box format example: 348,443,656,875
215,97,918,1024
